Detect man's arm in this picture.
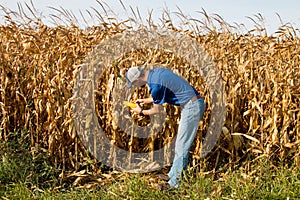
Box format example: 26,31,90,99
132,103,161,115
142,104,160,115
135,97,153,104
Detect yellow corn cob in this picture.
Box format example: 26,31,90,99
123,101,137,108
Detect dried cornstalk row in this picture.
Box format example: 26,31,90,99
0,6,299,179
194,31,300,165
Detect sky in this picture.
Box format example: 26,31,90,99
1,0,300,34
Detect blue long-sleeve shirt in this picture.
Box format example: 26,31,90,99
147,68,200,106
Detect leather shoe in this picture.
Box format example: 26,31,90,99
156,183,174,191
157,174,170,181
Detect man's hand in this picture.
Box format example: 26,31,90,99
135,97,153,105
132,104,142,115
131,103,161,116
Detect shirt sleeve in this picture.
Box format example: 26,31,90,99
150,84,166,105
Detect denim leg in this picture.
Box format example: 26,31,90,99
168,98,205,188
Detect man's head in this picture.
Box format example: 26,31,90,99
125,66,147,88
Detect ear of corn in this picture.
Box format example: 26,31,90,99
123,101,137,108
0,3,299,180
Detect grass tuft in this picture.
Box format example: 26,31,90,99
1,138,299,199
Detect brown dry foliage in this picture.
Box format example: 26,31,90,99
0,5,299,180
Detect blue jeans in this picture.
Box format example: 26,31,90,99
168,98,205,188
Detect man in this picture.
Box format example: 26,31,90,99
125,66,205,189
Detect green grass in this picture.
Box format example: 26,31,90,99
0,136,299,200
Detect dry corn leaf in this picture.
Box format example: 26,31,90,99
231,133,260,144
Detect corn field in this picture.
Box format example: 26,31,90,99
0,3,299,183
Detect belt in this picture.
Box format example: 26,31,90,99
182,95,201,107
